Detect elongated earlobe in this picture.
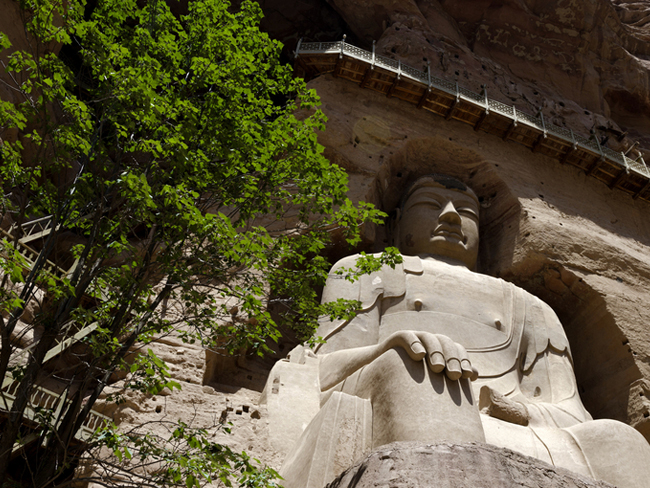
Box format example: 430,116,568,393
392,208,401,248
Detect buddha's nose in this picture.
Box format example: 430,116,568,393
439,201,461,224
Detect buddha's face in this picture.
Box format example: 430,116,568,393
397,184,479,269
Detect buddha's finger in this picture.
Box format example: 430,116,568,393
393,330,426,361
437,335,463,381
419,333,445,373
460,359,474,379
469,366,479,381
455,344,474,380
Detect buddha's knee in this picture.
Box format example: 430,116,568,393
567,419,650,488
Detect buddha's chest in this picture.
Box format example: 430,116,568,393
382,264,507,332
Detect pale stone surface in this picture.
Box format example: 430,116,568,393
280,391,372,488
275,177,650,488
327,442,616,488
259,346,321,457
91,328,286,485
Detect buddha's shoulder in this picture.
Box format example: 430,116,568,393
330,254,523,292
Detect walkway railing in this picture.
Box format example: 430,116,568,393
295,39,650,199
0,227,72,279
0,378,110,443
16,215,59,245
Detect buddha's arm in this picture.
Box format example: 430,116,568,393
319,330,477,391
477,291,592,427
480,348,592,427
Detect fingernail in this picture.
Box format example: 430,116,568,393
461,359,472,376
430,352,445,373
412,342,425,355
471,367,479,381
447,358,462,381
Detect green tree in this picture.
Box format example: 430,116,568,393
0,0,393,485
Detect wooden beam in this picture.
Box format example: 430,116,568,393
474,110,489,132
609,168,629,189
560,145,577,164
294,56,313,78
532,133,547,153
359,66,373,88
633,178,650,200
586,157,604,176
332,55,343,78
387,75,400,98
503,120,517,142
445,96,459,120
417,88,430,109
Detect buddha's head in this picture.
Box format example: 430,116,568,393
394,175,479,269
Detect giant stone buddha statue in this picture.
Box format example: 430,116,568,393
265,175,650,488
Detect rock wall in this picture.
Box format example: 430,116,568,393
328,442,616,488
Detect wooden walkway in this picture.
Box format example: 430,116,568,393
295,40,650,203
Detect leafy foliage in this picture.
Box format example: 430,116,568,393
0,0,390,485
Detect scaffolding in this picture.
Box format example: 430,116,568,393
295,39,650,201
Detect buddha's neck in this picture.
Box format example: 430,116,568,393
417,254,472,270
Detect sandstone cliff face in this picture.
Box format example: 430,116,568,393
276,0,650,157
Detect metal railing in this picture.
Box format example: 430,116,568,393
1,217,110,447
0,227,70,278
17,215,58,244
296,39,645,180
0,379,110,442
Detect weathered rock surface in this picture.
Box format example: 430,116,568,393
327,442,615,488
313,0,650,157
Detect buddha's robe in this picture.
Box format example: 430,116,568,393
274,254,650,488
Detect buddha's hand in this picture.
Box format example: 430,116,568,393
382,330,478,381
478,386,530,426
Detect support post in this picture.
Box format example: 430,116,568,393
387,61,401,98
503,105,518,141
586,157,604,176
446,83,460,120
560,146,576,164
417,61,431,109
360,40,376,88
532,108,548,153
634,178,650,200
610,168,629,189
295,37,303,58
333,34,346,78
474,85,489,131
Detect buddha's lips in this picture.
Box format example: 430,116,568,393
432,225,465,242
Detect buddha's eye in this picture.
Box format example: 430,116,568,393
458,207,478,218
408,200,441,210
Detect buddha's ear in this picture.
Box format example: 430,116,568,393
391,208,401,248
